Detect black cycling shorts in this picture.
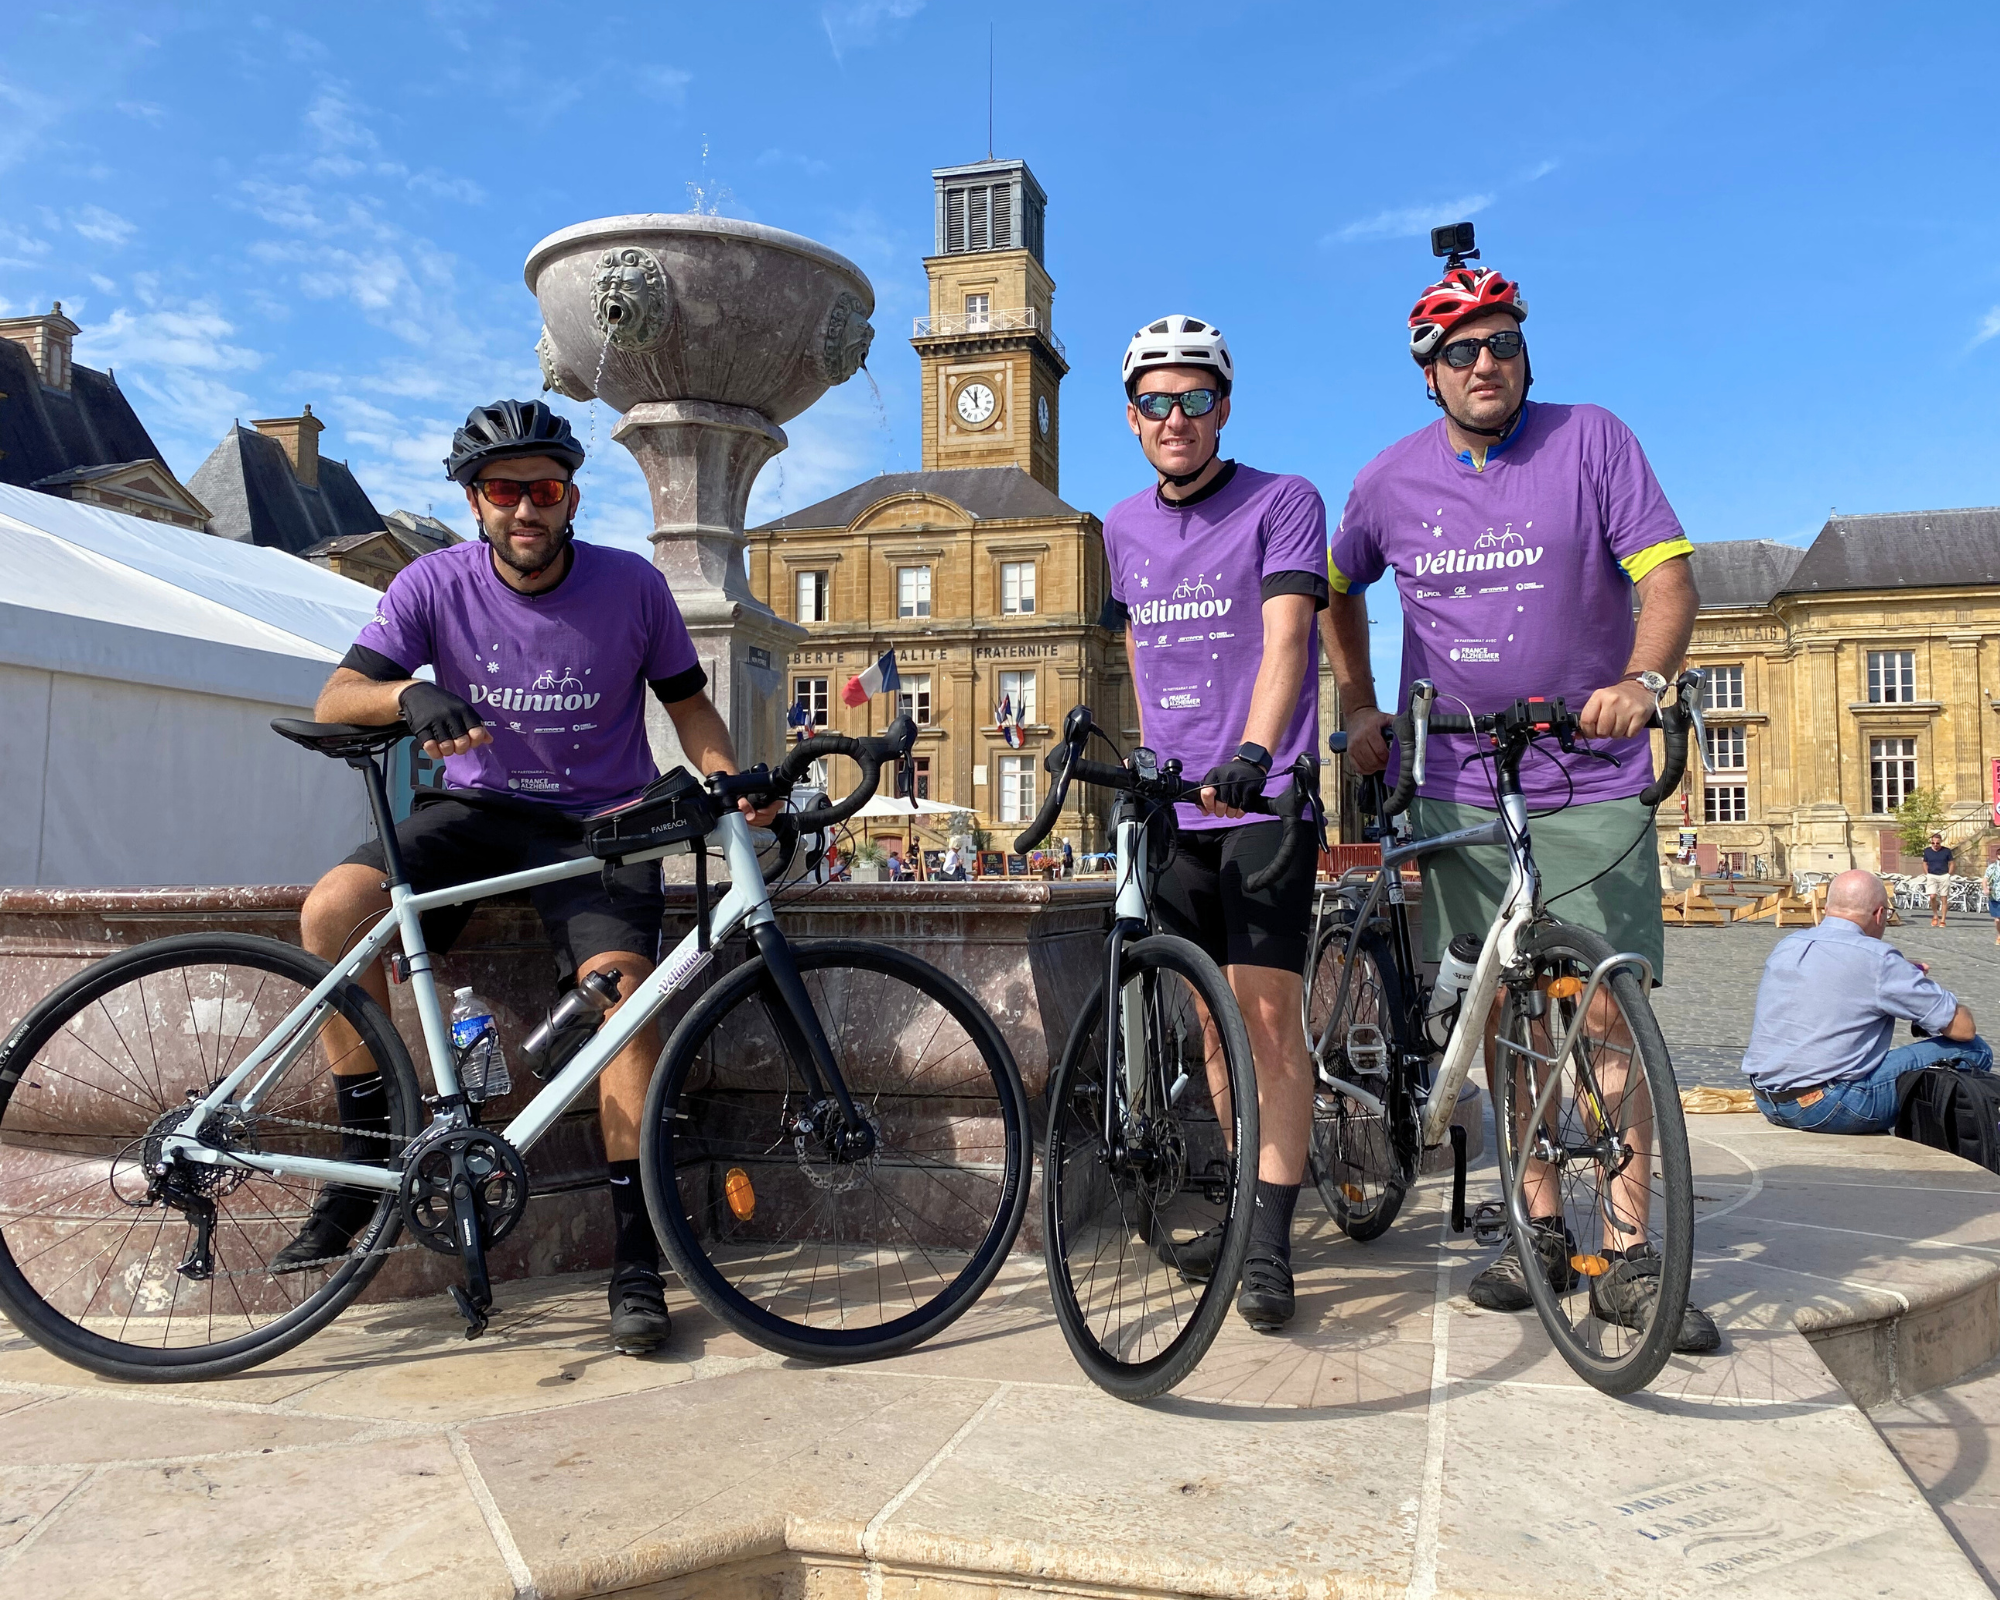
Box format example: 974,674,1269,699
341,794,665,985
1152,819,1315,973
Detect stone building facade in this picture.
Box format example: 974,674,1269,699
745,158,1133,853
1667,507,2000,875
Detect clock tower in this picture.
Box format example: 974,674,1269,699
911,158,1067,491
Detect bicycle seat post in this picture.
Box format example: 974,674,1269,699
348,749,412,889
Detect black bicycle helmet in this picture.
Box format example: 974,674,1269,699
444,398,586,483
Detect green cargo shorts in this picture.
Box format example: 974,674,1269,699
1409,794,1666,984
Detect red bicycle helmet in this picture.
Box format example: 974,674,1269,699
1408,267,1526,363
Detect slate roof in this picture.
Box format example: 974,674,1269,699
1685,540,1808,609
1785,507,2000,594
188,426,385,555
0,338,167,490
753,466,1082,532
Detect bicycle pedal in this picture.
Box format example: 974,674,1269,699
449,1284,490,1340
1469,1201,1509,1247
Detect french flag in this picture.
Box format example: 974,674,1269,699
841,649,900,708
997,694,1024,749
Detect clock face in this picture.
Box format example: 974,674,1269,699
1037,394,1051,436
954,381,998,427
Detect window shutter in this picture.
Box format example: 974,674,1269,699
946,188,966,253
993,183,1011,248
968,186,989,251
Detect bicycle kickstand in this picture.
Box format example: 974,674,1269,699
445,1148,494,1340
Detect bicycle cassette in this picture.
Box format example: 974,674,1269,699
399,1128,530,1255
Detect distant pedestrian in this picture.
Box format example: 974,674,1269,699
1923,832,1954,927
1743,870,1990,1134
1061,839,1074,878
1985,855,2000,945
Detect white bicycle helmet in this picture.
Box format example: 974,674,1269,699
1121,315,1234,397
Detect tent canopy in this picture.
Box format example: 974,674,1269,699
851,794,966,819
0,484,386,887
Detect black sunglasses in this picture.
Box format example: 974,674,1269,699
1440,330,1525,368
1133,388,1221,421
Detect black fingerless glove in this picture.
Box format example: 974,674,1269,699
398,682,485,747
1201,756,1271,810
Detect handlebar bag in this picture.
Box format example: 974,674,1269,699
583,767,718,861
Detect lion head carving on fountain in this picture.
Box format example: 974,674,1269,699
592,246,673,351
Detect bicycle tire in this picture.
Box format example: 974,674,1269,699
1043,934,1258,1400
1304,925,1415,1242
640,939,1028,1361
0,933,420,1382
1490,918,1692,1395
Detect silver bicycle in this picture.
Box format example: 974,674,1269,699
1305,674,1701,1394
0,716,1027,1381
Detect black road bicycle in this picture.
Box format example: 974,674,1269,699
1017,706,1322,1399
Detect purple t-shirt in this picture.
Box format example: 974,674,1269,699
1328,403,1690,807
352,540,699,811
1104,464,1327,830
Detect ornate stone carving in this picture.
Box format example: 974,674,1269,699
818,291,875,385
592,246,673,350
535,328,594,400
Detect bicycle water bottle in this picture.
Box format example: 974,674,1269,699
519,969,624,1080
450,986,512,1102
1424,933,1483,1048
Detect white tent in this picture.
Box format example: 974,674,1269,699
0,483,381,887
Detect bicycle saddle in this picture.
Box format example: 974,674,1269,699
270,718,413,757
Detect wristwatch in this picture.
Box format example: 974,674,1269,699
1234,740,1273,772
1622,670,1670,701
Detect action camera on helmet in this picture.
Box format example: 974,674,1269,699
1430,222,1479,267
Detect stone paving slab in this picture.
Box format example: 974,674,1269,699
0,1114,1994,1598
1876,1352,2000,1594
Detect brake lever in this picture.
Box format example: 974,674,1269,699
1410,679,1436,787
1678,669,1716,774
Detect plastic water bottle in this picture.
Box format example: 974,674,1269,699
1424,933,1483,1048
450,986,512,1102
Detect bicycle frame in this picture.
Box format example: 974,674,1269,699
157,805,801,1193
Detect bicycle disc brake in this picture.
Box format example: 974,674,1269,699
399,1128,529,1254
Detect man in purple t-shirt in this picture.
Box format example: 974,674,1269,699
1103,315,1328,1333
1324,254,1719,1354
287,399,772,1355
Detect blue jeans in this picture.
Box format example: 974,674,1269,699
1754,1035,1995,1135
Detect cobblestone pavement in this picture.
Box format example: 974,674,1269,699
1655,911,2000,1090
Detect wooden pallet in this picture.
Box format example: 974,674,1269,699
1662,883,1732,925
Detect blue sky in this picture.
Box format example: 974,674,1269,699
4,2,1997,683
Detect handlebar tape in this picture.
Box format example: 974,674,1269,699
1242,756,1322,894
776,717,919,832
1383,712,1419,819
1638,701,1692,808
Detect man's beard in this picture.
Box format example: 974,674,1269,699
484,517,571,577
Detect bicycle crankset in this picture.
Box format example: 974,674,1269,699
399,1128,530,1255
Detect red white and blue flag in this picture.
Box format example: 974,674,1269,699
841,649,900,708
786,699,815,743
996,694,1024,748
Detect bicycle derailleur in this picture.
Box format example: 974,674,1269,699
398,1125,530,1339
117,1090,252,1283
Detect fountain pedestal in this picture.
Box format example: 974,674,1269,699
614,400,802,775
525,213,875,774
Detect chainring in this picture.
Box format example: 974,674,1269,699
399,1128,530,1255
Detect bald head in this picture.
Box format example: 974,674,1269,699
1825,869,1889,934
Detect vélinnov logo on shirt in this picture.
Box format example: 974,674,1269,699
467,665,601,713
1414,526,1543,579
1131,573,1234,628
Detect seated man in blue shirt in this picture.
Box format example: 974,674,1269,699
1743,870,1991,1133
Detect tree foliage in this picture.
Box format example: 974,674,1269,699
1893,788,1954,855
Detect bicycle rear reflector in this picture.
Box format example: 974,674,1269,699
725,1167,756,1221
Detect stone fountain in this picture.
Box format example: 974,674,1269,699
525,216,876,775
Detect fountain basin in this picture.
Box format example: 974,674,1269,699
525,214,875,422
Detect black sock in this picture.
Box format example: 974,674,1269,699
607,1159,660,1273
332,1070,391,1164
1248,1180,1300,1264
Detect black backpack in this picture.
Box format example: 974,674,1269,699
1896,1067,2000,1174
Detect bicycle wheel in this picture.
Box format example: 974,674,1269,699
0,933,420,1382
641,939,1028,1361
1043,935,1258,1400
1490,918,1692,1395
1305,924,1415,1242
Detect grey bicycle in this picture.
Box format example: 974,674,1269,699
1306,674,1701,1394
0,716,1028,1380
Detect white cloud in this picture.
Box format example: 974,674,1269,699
1520,159,1560,182
1330,193,1493,245
82,302,263,374
821,0,924,64
638,65,693,105
758,147,832,178
407,170,485,204
116,100,167,123
0,77,64,175
88,273,116,292
304,87,379,156
71,205,137,247
1974,307,2000,348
